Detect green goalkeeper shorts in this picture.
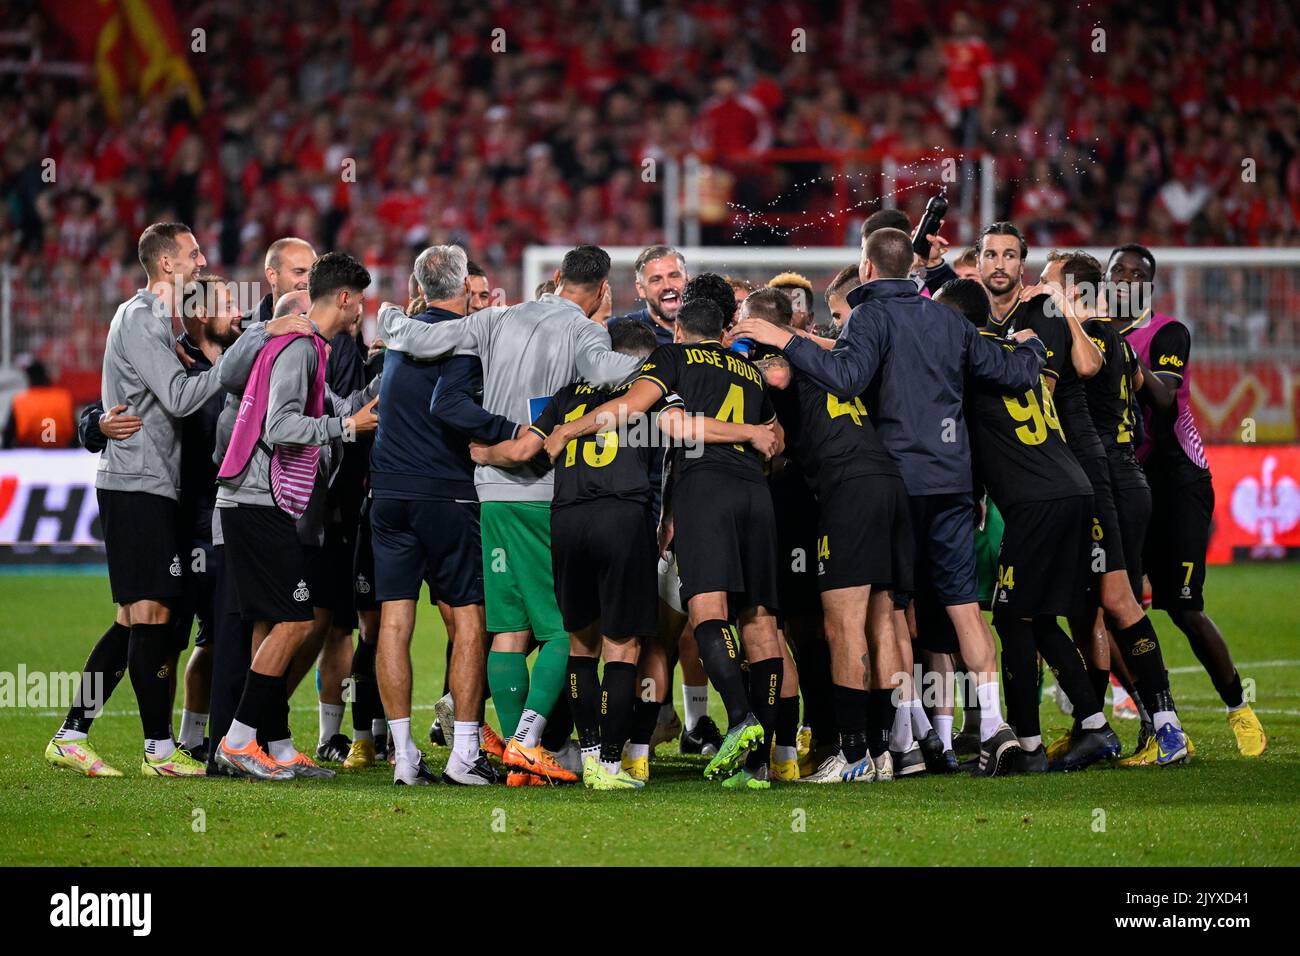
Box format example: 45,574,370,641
480,500,567,641
975,497,1006,609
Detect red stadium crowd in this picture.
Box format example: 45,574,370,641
1,0,1298,388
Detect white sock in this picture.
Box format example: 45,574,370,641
225,719,256,749
179,710,208,749
624,742,649,760
1226,701,1247,713
371,718,387,739
602,759,621,775
478,724,485,746
55,726,88,742
1153,709,1181,730
683,684,709,731
935,714,954,751
1018,735,1042,751
318,702,344,746
581,745,600,766
389,717,418,762
976,681,1004,741
773,744,798,764
1080,711,1106,731
889,703,913,751
453,721,479,762
145,737,176,759
354,727,373,743
268,738,297,762
513,709,546,748
909,699,933,738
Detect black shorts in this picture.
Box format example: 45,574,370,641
371,496,483,606
219,505,315,624
316,521,359,630
551,498,658,639
1145,473,1213,612
770,469,820,618
908,492,979,607
353,497,377,612
673,470,780,614
169,538,219,653
97,489,184,605
993,495,1092,620
1081,454,1126,578
1112,478,1152,602
818,474,914,594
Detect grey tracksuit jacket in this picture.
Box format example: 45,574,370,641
96,288,225,500
212,321,378,546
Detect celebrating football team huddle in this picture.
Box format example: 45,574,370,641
43,207,1269,792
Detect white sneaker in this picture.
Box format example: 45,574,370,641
650,707,682,749
872,750,894,782
841,753,876,783
393,753,435,785
800,751,848,783
552,740,583,776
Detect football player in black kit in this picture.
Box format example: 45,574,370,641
737,288,914,784
544,298,789,790
936,278,1122,772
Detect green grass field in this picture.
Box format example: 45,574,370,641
0,564,1296,866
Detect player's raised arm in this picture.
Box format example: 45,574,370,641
378,301,487,360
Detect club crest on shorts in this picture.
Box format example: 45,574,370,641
294,579,310,603
169,554,182,577
355,573,371,594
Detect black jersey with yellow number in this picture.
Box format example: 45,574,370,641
635,340,776,483
987,293,1105,463
770,367,901,497
530,380,681,510
1082,318,1147,488
967,331,1093,508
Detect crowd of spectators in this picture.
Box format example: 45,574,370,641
2,0,1299,383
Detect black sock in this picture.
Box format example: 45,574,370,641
866,689,895,758
629,699,661,746
693,619,750,728
796,638,835,744
259,673,292,743
350,640,376,731
1033,616,1102,720
833,684,869,762
1113,616,1174,715
541,694,573,752
1087,663,1110,716
442,638,453,697
64,621,131,731
233,670,280,734
127,623,173,740
744,657,781,771
996,617,1040,739
566,656,601,752
599,661,637,764
776,695,799,747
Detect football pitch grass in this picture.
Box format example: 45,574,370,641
1,564,1296,867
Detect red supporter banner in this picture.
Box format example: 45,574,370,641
43,0,202,123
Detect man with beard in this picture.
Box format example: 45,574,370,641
1109,244,1266,758
609,244,688,348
